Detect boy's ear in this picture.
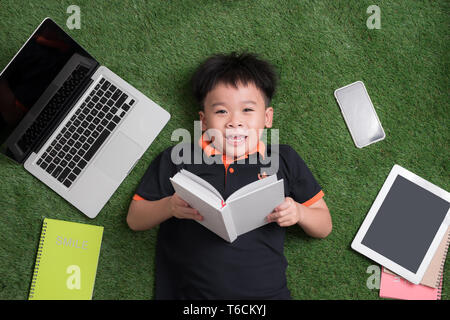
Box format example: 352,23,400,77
264,106,274,128
199,111,207,131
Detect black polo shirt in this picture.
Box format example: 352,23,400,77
134,142,324,299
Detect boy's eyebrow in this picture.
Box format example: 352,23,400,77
209,100,257,108
210,102,226,108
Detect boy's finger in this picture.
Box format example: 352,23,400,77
274,198,292,211
190,213,204,221
180,207,203,220
174,194,190,207
278,219,295,227
179,206,198,215
267,209,288,222
277,214,296,225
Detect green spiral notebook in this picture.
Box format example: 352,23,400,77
29,218,104,300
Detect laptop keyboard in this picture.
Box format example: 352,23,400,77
18,65,90,153
35,78,135,188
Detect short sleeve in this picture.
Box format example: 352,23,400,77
134,146,177,201
282,145,324,207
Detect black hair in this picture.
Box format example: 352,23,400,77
191,52,277,109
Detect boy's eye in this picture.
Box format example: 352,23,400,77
243,108,254,112
215,110,227,114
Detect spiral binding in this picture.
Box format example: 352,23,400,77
29,220,47,299
436,229,450,300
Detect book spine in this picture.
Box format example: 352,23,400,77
222,206,237,243
29,220,47,299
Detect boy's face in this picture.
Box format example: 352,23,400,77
199,81,273,159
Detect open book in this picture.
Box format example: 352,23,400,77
170,169,285,242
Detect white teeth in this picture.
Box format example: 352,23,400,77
227,135,245,140
226,135,246,143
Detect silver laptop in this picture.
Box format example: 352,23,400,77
0,18,170,218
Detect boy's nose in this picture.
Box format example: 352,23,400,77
226,115,243,128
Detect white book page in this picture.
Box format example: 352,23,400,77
180,169,224,201
170,173,221,209
226,174,277,202
170,176,230,242
228,179,284,236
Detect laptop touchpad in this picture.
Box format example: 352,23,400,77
93,131,142,182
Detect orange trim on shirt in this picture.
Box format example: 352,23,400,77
133,194,145,201
301,190,325,207
222,155,230,172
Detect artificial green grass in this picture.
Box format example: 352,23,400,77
0,0,448,300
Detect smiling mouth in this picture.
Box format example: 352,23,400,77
225,135,248,146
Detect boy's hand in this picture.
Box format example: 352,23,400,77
169,193,203,221
266,197,302,227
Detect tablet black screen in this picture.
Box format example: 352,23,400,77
361,175,449,273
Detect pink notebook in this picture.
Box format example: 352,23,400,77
380,267,442,300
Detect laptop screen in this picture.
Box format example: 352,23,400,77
0,18,97,162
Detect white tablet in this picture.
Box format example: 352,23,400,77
351,164,450,284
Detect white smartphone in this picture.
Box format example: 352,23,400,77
334,81,385,148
